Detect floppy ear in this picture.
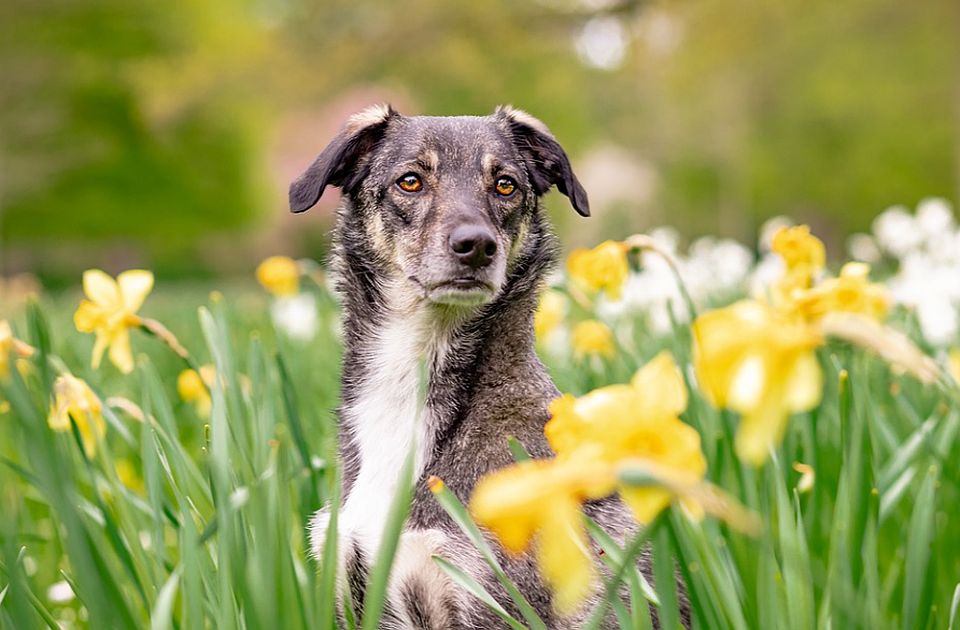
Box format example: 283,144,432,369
289,104,399,213
496,105,590,217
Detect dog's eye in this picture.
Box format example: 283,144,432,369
396,173,423,193
494,176,517,197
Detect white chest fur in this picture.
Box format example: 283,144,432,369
336,308,447,559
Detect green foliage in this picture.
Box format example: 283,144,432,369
0,279,958,628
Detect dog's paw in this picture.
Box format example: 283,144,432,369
389,529,459,628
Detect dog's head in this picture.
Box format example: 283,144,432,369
290,105,588,309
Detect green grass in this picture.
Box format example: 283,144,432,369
1,280,959,629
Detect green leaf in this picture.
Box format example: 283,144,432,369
651,522,681,630
948,583,960,630
902,464,937,630
432,555,527,630
150,567,182,630
506,436,532,463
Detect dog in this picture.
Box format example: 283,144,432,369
290,105,681,628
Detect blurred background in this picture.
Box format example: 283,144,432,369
1,0,958,287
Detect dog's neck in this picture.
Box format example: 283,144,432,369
329,207,556,556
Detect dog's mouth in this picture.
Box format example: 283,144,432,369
416,277,496,306
434,278,494,291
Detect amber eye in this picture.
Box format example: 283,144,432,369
495,176,517,197
396,173,423,193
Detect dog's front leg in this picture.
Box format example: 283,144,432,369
311,511,476,629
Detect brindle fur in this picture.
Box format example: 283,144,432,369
291,105,688,629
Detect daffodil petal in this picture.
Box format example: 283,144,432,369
78,412,101,456
783,352,823,413
73,301,102,333
470,464,542,554
538,498,594,614
631,350,687,417
117,270,154,313
91,333,110,370
734,393,788,466
727,355,766,412
47,404,70,431
620,486,673,524
108,329,135,374
82,270,120,308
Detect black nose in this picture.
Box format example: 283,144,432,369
449,224,497,269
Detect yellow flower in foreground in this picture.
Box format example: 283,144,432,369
470,454,616,613
571,320,615,359
256,256,300,297
0,320,34,380
566,240,629,300
791,262,889,322
547,351,706,522
471,352,753,613
534,290,567,341
177,365,216,418
48,375,106,457
74,270,154,374
693,300,823,465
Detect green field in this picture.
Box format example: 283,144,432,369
1,231,959,629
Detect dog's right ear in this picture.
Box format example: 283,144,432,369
289,104,399,213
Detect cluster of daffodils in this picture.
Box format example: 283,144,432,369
470,223,941,612
536,231,754,359
750,199,960,347
470,351,710,611
697,225,914,464
1,256,309,460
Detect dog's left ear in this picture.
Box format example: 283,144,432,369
495,105,590,217
289,104,400,213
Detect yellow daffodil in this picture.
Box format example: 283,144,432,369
791,262,889,322
693,300,823,465
471,351,756,612
534,290,567,341
546,351,706,522
566,240,629,301
256,256,300,296
177,365,216,418
571,320,616,359
74,270,154,374
769,225,826,305
470,453,616,613
47,375,106,457
0,320,34,380
473,352,712,611
771,225,825,284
